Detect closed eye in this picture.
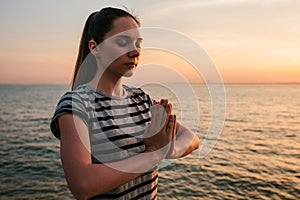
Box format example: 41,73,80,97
115,38,128,47
114,35,143,48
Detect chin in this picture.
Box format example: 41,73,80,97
123,70,135,77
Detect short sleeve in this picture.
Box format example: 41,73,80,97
50,91,88,139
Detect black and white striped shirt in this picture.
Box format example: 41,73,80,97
50,84,158,200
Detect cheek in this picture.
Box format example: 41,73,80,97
100,45,128,66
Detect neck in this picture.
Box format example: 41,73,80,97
90,70,123,97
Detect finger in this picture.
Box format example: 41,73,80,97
165,103,172,116
151,104,163,125
160,99,168,108
165,115,174,135
160,105,168,129
172,115,177,140
164,99,168,107
150,104,168,135
160,100,170,121
160,99,164,105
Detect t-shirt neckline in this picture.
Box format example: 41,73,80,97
83,84,128,100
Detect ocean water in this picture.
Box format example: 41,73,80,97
0,84,299,199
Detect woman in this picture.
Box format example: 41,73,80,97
50,7,199,200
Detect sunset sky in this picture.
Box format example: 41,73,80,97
0,0,299,84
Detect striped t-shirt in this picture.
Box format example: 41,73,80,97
50,84,158,200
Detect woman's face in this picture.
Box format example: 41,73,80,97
95,16,142,78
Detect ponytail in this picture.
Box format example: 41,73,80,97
71,12,98,90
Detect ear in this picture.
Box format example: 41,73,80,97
88,39,98,56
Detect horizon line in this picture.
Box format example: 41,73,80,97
0,82,300,86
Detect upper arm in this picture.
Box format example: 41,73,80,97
58,114,92,196
59,114,91,162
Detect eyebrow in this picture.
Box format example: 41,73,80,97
114,35,143,41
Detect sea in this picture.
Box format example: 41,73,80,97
0,84,299,199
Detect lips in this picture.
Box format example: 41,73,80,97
125,62,137,68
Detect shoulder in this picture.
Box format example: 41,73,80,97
58,84,97,105
50,85,94,139
123,85,147,96
123,85,153,106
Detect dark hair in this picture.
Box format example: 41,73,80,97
71,7,140,90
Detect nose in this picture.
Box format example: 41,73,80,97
127,48,140,58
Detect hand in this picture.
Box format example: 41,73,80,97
143,99,177,159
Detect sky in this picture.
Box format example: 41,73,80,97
0,0,299,84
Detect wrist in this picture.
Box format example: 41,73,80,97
144,145,169,161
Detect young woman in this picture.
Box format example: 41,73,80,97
50,7,199,200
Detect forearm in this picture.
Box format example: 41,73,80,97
166,122,200,159
65,149,163,200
